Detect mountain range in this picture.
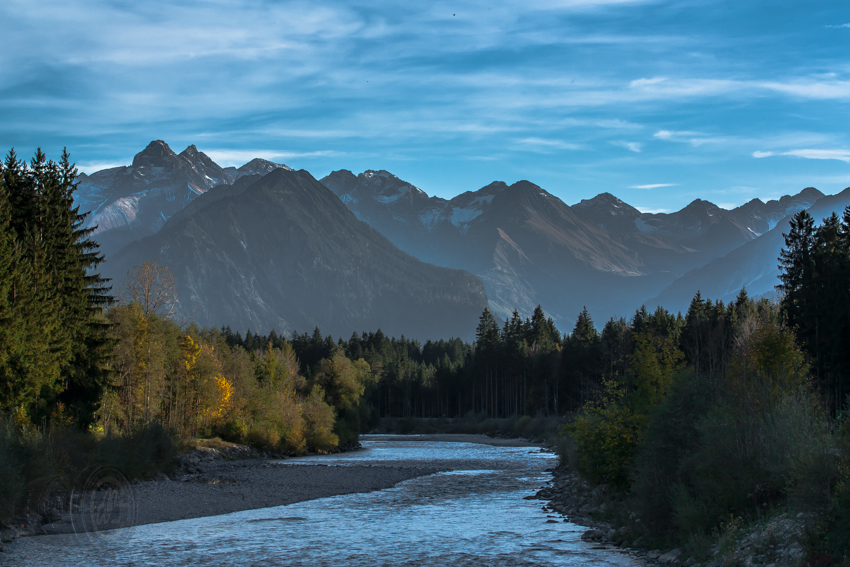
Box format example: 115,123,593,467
101,163,488,340
76,141,849,337
321,169,829,325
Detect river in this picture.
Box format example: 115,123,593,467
5,435,641,567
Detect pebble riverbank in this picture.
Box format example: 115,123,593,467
1,434,541,553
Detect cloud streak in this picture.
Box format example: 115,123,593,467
753,149,850,163
630,183,676,189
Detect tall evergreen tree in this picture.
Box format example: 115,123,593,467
0,149,112,425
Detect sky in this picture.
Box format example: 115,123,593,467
1,0,848,213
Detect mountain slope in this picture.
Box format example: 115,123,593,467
649,188,850,313
322,171,673,324
104,168,489,340
322,169,828,327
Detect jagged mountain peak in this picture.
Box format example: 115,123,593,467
574,192,640,216
481,181,509,193
359,170,427,197
361,169,398,180
321,169,431,207
326,169,356,180
132,140,178,168
680,198,720,212
237,158,292,176
510,180,544,192
180,144,199,157
796,186,825,200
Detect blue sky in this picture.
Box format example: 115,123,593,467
1,0,848,212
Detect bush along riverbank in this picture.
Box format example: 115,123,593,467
544,294,850,567
534,462,814,567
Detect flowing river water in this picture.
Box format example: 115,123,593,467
6,435,641,567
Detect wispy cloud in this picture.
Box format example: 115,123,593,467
629,77,667,88
76,161,128,174
515,137,583,152
752,149,850,163
653,130,725,146
825,23,850,29
636,207,670,213
203,149,344,167
654,130,697,140
630,183,676,189
613,141,641,152
783,149,850,163
595,119,642,129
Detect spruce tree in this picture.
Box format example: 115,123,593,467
0,148,112,425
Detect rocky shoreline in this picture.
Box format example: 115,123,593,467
533,462,810,567
1,433,542,553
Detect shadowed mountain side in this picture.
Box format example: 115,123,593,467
104,169,489,341
167,174,262,225
323,171,691,325
324,169,828,327
649,188,850,313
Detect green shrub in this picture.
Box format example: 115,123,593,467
246,424,281,453
513,415,533,437
629,370,708,536
565,404,644,488
217,418,249,443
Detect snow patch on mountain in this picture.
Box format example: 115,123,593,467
418,208,444,230
634,218,657,233
450,207,483,227
376,192,405,204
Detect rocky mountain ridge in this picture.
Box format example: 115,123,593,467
76,141,290,257
320,168,828,326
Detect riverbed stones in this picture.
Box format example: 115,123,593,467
658,548,682,563
581,529,605,541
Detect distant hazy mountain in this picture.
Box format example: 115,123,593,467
649,188,850,313
321,169,825,327
103,168,488,340
571,188,824,274
75,141,289,257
